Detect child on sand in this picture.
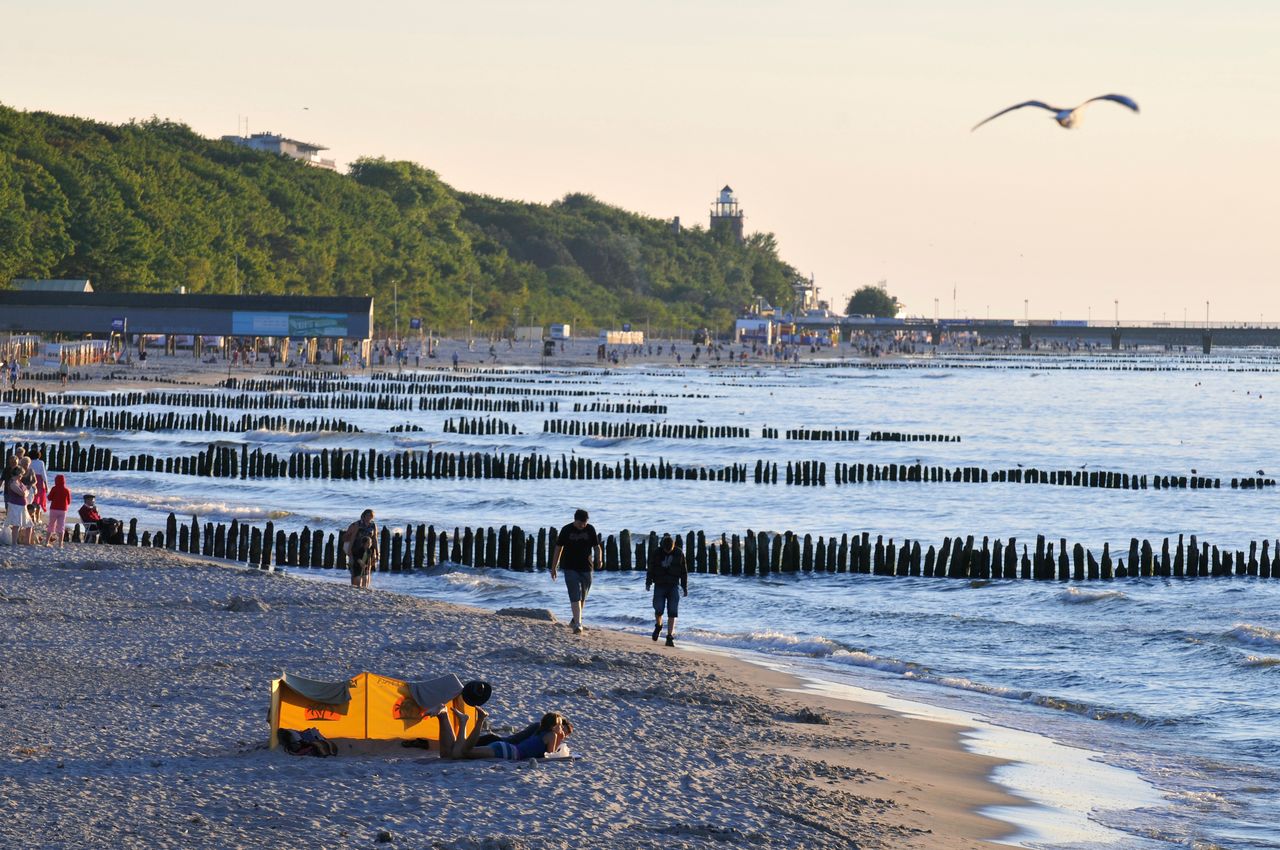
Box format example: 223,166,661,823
46,475,71,548
437,708,569,761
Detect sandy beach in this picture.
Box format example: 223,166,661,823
0,542,1019,849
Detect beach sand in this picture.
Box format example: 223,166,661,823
0,544,1019,849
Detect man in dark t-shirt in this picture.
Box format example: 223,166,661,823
551,508,601,634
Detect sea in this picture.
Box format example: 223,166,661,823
6,350,1280,849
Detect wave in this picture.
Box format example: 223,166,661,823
392,437,441,448
1057,587,1128,604
684,628,851,658
1226,624,1280,648
581,437,631,448
243,428,336,443
459,497,532,510
87,488,292,521
438,572,523,593
682,625,1175,727
1241,655,1280,668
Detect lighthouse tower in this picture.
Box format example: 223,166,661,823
709,185,745,244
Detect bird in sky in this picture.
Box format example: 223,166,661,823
971,94,1139,131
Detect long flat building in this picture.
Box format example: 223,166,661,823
0,291,373,339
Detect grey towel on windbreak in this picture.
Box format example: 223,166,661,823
408,674,465,715
280,672,352,705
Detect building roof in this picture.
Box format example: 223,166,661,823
11,278,94,293
0,290,368,311
0,290,375,338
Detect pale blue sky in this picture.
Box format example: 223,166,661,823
5,0,1277,320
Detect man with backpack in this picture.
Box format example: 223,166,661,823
343,509,378,588
645,534,689,647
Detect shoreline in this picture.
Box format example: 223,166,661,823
1,543,1020,849
297,565,1166,849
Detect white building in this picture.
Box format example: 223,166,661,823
221,132,337,170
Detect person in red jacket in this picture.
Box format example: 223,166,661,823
46,474,71,548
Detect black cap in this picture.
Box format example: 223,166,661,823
461,680,492,707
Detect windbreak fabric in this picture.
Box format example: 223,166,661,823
280,672,352,705
407,674,464,715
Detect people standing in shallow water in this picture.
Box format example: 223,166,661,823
646,533,689,646
342,509,378,588
550,508,601,634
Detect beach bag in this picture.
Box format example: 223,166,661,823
279,727,337,757
99,518,124,544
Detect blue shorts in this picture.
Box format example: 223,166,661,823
564,569,592,604
652,584,680,618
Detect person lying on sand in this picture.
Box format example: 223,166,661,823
472,715,574,749
437,708,569,761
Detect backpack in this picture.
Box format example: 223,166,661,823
351,524,376,562
278,727,337,757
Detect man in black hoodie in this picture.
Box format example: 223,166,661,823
645,534,688,647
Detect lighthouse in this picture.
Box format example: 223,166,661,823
709,185,745,244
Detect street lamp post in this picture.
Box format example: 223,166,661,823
1024,299,1028,323
467,279,474,350
1205,300,1210,328
1114,299,1119,326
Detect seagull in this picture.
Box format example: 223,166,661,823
972,94,1139,131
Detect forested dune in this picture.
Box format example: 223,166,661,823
0,104,797,332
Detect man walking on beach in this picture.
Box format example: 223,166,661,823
550,509,601,634
646,534,688,646
342,509,378,588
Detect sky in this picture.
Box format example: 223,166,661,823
4,0,1278,321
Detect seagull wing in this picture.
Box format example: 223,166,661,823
1080,94,1140,114
971,101,1057,132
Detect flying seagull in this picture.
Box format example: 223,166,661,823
972,94,1139,131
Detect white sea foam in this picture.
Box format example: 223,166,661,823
1057,587,1127,604
1241,655,1280,668
243,429,317,443
89,488,291,521
684,628,848,658
439,572,521,593
1226,624,1280,648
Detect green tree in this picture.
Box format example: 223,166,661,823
846,281,900,317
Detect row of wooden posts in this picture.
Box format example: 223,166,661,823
127,512,1280,581
0,408,359,435
572,402,669,414
444,417,521,436
543,419,750,439
14,390,419,411
5,438,1275,490
10,386,563,414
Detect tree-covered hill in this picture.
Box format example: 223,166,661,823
0,104,799,334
